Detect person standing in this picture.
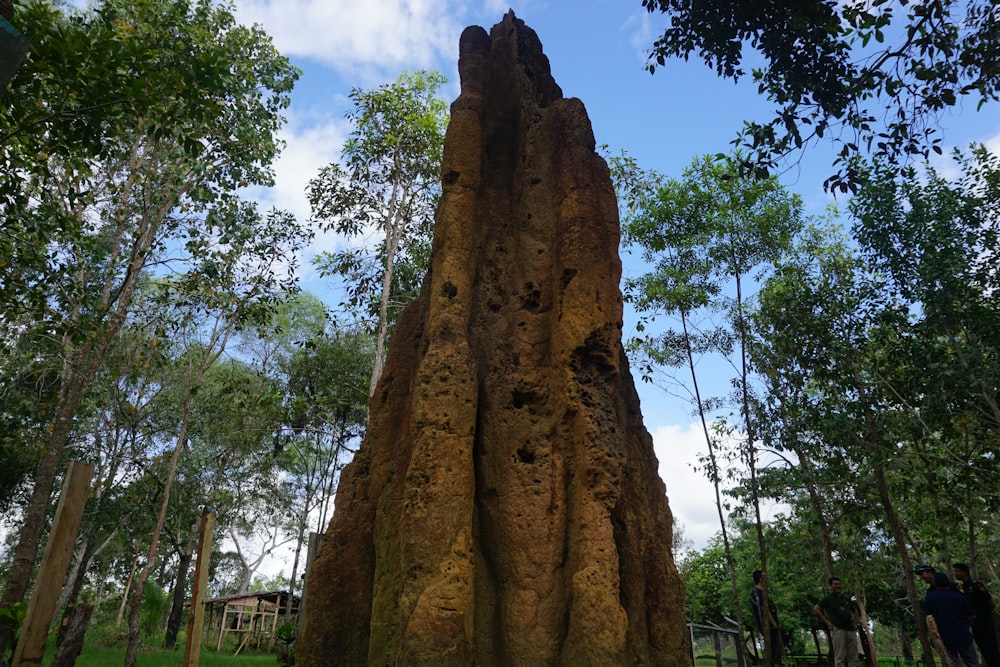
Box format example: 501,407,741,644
916,565,937,593
752,570,782,666
954,563,1000,667
815,576,860,667
925,571,980,667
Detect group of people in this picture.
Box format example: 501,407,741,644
915,563,1000,667
751,572,861,667
749,564,999,667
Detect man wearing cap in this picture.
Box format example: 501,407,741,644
925,571,980,667
815,577,860,667
954,563,1000,667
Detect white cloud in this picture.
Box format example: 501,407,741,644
652,421,791,556
652,422,723,553
243,110,353,283
623,9,657,61
254,112,347,221
928,148,964,181
985,130,1000,156
921,126,1000,182
234,0,464,74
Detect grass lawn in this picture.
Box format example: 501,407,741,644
41,633,280,666
66,647,277,667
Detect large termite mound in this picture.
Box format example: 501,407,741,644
297,11,690,666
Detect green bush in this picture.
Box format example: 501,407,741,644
139,581,171,640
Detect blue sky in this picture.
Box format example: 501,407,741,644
228,0,1000,554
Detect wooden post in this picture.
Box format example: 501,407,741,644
1,15,31,97
183,507,215,667
217,604,228,652
12,461,94,667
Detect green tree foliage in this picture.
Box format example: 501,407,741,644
852,148,1000,428
682,517,903,658
41,291,371,653
282,327,373,450
614,152,803,393
0,0,302,626
641,0,1000,191
238,291,330,375
46,320,174,629
137,581,170,640
0,335,57,511
850,148,1000,567
612,151,805,666
680,540,734,626
209,551,249,598
309,70,448,396
2,0,299,321
747,216,997,664
619,145,1000,660
277,323,373,618
249,571,291,594
750,224,889,562
121,288,284,666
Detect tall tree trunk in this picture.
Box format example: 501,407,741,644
872,461,935,667
0,188,160,626
285,537,303,623
963,424,980,578
0,351,88,603
811,628,823,658
734,270,773,667
117,547,140,627
793,443,835,577
55,527,117,634
856,590,878,666
53,430,117,624
931,490,951,575
54,539,90,628
286,511,309,623
124,404,191,667
123,313,230,666
368,189,407,398
681,310,749,667
49,526,119,662
850,362,935,667
900,621,914,660
317,432,345,533
0,355,93,656
164,524,198,649
50,603,94,667
984,559,1000,583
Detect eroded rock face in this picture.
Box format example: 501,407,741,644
297,12,689,666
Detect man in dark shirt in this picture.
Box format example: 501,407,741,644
916,565,937,593
926,571,980,667
815,577,859,667
751,570,782,666
955,563,1000,667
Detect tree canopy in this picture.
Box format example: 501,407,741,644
310,69,448,397
641,0,1000,191
0,0,306,658
2,2,999,663
641,147,1000,665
